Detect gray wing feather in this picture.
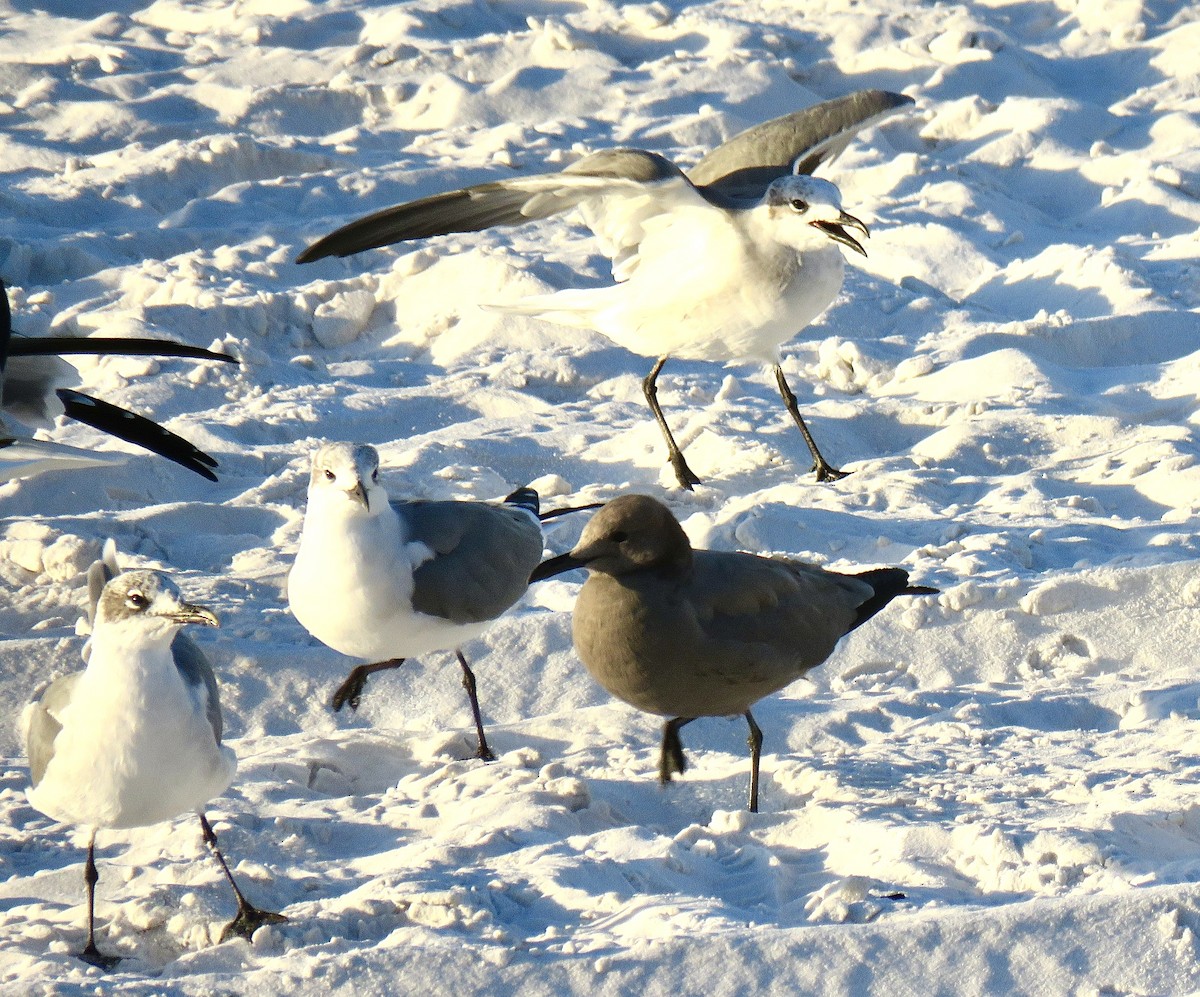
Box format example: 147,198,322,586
295,150,687,264
688,551,873,667
400,500,544,624
172,632,223,745
296,183,552,261
293,92,911,263
26,672,81,788
1,354,75,427
688,90,916,199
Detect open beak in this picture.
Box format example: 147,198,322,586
529,550,591,583
169,603,220,628
811,210,869,257
349,480,369,511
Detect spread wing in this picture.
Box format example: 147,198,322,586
57,389,220,482
688,90,916,198
295,149,710,270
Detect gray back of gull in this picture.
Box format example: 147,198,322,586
400,499,544,625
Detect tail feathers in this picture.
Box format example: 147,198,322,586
539,500,605,522
504,486,540,518
484,287,607,326
848,567,938,631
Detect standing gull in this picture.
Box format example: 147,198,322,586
1,278,237,481
288,442,545,760
296,90,914,488
24,554,285,968
530,495,936,812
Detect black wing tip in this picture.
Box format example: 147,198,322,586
55,388,223,483
905,584,940,596
191,463,220,482
866,89,916,109
9,337,239,365
295,244,325,264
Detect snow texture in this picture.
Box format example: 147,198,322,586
2,0,1200,993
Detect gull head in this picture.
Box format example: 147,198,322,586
307,441,386,517
764,175,868,257
95,570,219,637
530,494,692,581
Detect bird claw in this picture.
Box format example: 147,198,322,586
78,943,121,971
219,905,288,944
330,675,365,712
668,455,703,490
812,461,850,483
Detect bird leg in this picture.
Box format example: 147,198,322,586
330,657,406,712
658,717,695,784
455,649,495,762
643,356,702,490
773,364,847,482
198,813,287,943
78,832,120,971
744,711,764,814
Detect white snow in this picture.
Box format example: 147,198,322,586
2,0,1200,993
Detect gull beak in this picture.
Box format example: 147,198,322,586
349,480,370,511
529,550,591,583
169,603,220,628
812,211,869,257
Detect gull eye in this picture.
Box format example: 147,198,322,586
126,591,149,611
371,469,379,483
609,530,629,543
790,198,808,212
323,469,336,482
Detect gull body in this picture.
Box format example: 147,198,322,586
24,555,284,968
288,442,545,759
491,173,854,366
531,495,936,811
296,90,915,487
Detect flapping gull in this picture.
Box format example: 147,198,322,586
296,90,915,488
1,279,237,482
531,495,936,812
24,548,285,968
288,442,545,760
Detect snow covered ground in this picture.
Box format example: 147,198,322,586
2,0,1200,992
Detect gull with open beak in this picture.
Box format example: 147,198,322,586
297,90,914,488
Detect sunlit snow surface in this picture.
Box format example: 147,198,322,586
2,1,1200,993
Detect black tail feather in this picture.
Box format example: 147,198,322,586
849,567,938,631
503,485,539,517
539,500,605,522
